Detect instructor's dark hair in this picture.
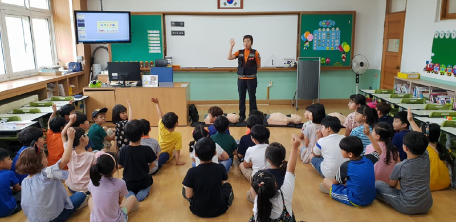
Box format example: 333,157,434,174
243,35,253,44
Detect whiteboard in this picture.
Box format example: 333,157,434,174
165,15,298,68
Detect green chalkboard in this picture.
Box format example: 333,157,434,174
431,31,456,68
111,14,164,62
299,12,355,69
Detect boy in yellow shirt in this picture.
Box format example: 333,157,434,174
151,98,186,171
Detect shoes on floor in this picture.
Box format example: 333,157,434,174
239,116,246,122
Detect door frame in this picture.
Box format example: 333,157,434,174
380,0,407,89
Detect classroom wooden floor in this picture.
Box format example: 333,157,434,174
3,103,456,222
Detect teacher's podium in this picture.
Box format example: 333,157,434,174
83,82,190,126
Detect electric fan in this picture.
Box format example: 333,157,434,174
351,54,369,94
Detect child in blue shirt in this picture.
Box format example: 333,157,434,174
0,148,21,218
11,126,45,184
206,106,230,136
349,105,378,154
322,124,382,207
392,111,410,161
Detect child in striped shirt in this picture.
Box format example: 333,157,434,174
349,105,378,154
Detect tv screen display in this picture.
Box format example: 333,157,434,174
74,11,131,44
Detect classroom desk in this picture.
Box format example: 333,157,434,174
83,82,190,126
359,89,375,94
43,96,89,114
23,101,69,107
42,95,89,102
411,110,453,117
414,117,448,125
7,107,55,114
441,127,456,136
396,104,427,110
383,98,404,104
0,113,48,121
0,121,37,132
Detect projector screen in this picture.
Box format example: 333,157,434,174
74,11,131,44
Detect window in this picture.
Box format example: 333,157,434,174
441,0,456,19
30,0,49,10
32,18,53,67
6,16,35,72
0,0,54,80
387,0,406,14
2,0,25,7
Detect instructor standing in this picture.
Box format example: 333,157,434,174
227,35,261,122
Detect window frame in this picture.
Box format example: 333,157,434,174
441,0,456,20
0,0,54,81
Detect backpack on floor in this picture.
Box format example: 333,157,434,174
189,104,199,123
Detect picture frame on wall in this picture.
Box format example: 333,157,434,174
218,0,243,9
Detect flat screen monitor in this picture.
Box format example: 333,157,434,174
108,62,141,86
74,11,131,44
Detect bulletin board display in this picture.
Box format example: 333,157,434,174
110,14,164,63
427,30,456,76
299,12,356,69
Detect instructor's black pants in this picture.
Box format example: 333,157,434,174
238,78,257,117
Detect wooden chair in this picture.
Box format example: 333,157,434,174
400,98,426,104
442,120,456,127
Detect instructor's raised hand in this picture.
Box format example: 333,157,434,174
229,38,235,47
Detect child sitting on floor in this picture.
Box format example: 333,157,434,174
239,125,270,182
0,148,21,218
16,128,87,221
211,116,238,165
151,98,186,167
364,122,400,183
310,116,347,179
119,120,157,202
88,108,115,151
376,102,394,128
392,111,410,161
189,125,230,172
298,103,325,163
205,106,230,136
89,151,139,221
237,115,263,162
248,135,299,221
11,126,44,184
407,110,453,191
343,94,366,136
139,119,161,175
375,131,433,215
349,105,378,154
321,124,382,207
182,137,234,218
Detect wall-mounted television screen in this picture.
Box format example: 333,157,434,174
74,11,131,44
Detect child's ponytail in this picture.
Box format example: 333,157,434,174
190,125,209,153
425,123,454,167
90,164,102,186
374,122,398,165
90,152,117,187
252,170,278,222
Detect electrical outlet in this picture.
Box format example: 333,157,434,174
268,81,273,87
375,74,378,78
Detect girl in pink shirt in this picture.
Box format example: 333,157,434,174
64,127,96,194
88,151,139,222
364,122,400,183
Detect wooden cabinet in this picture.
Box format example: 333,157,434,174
83,83,190,126
84,89,116,122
